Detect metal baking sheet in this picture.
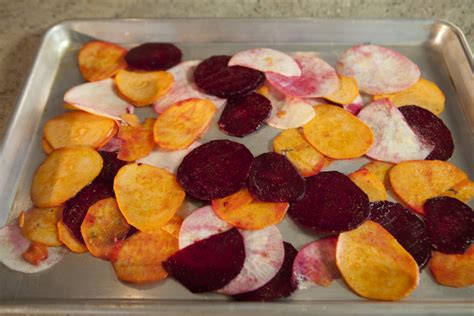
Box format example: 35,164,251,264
0,18,472,315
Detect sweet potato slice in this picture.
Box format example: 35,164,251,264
117,118,155,161
115,69,174,106
324,75,359,105
361,160,394,187
212,189,288,230
429,245,474,288
273,128,326,177
336,221,420,301
31,147,103,208
44,111,117,150
78,41,127,82
57,220,87,253
442,179,474,203
349,169,387,202
153,98,216,150
112,229,178,283
114,163,185,232
303,104,374,159
374,78,445,115
20,206,62,247
161,215,183,239
81,197,130,260
389,160,467,214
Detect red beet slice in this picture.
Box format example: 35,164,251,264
247,152,305,202
194,55,265,98
163,227,245,293
97,151,127,184
399,105,454,161
288,171,369,234
369,201,431,269
233,242,297,301
218,92,271,137
424,197,473,254
177,140,254,200
125,43,182,71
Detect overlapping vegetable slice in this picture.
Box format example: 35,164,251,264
20,206,62,247
429,245,474,288
78,41,127,82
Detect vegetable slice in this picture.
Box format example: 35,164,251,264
20,206,62,247
429,245,474,288
228,48,301,76
78,41,127,82
349,168,387,202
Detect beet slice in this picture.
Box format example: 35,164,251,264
163,227,245,293
97,151,127,184
399,105,454,161
218,92,271,137
233,242,297,301
125,43,182,71
369,201,432,269
194,55,265,98
424,196,473,254
247,152,305,202
288,171,369,234
177,140,254,200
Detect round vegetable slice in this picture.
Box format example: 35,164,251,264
233,242,298,301
218,92,271,137
303,104,374,159
153,98,216,150
78,40,127,82
228,48,301,76
288,171,370,234
389,160,467,214
324,75,359,105
266,52,339,98
115,69,174,106
81,197,131,260
125,43,182,71
291,237,340,289
369,201,431,269
114,163,185,232
399,105,454,161
137,142,200,173
336,221,420,301
194,55,265,98
57,220,87,253
163,228,245,293
31,147,103,208
177,140,253,200
218,225,285,295
336,45,420,95
429,245,474,288
117,118,155,162
112,229,178,284
424,197,473,254
349,169,387,202
247,152,305,202
361,160,394,187
20,206,62,247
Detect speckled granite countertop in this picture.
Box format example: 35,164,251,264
0,0,472,136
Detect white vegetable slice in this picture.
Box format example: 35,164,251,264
137,142,201,173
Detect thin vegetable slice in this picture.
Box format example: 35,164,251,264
229,48,301,76
442,179,474,203
137,141,200,173
117,118,155,161
78,40,127,82
430,245,474,288
125,43,182,71
20,206,62,247
324,75,359,104
349,169,387,202
57,220,88,253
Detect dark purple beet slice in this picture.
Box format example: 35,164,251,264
218,92,271,137
369,201,431,269
125,43,182,71
97,151,127,184
288,171,369,234
399,105,454,161
233,242,297,301
424,196,473,254
163,228,245,293
194,55,265,98
177,140,254,200
247,152,305,202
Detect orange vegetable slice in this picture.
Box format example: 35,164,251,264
114,163,185,232
389,160,467,214
78,41,127,82
336,220,419,301
22,242,49,266
324,75,359,104
441,179,474,203
20,206,62,247
349,169,387,202
31,147,103,208
44,111,117,150
161,215,183,239
57,220,87,253
117,118,155,161
153,98,217,150
373,78,445,115
273,128,326,177
303,104,374,159
212,189,288,230
115,69,174,106
41,138,54,154
361,160,394,187
112,229,178,283
429,245,474,288
120,113,141,127
81,198,130,260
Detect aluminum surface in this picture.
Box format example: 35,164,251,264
0,19,472,315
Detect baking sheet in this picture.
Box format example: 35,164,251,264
0,18,472,315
